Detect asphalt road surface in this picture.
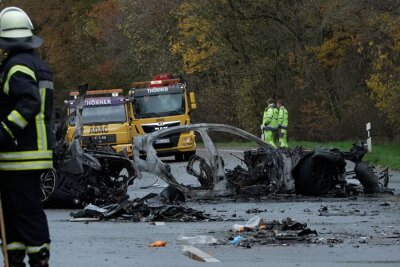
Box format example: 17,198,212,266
2,148,400,266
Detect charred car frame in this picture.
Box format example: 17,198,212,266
133,123,390,198
41,85,138,207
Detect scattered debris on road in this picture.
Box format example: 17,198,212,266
70,185,213,222
318,206,368,216
148,240,167,247
177,235,218,245
226,217,318,248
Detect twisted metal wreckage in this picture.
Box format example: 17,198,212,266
41,85,138,207
42,86,391,209
133,123,391,199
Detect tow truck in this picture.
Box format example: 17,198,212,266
128,74,197,161
65,89,133,156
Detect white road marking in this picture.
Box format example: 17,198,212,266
154,221,166,226
182,245,221,263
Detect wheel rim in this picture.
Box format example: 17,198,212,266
40,169,57,202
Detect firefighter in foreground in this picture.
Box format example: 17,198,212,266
277,99,288,147
261,98,278,148
0,7,53,266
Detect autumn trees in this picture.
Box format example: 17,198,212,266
6,0,399,141
170,0,399,140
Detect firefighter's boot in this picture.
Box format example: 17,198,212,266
27,247,49,267
6,249,26,267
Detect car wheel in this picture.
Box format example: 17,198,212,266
40,169,57,203
295,157,334,196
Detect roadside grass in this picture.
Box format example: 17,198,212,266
198,140,400,170
359,144,400,170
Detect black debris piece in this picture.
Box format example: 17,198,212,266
227,217,318,247
71,185,214,222
318,206,367,216
246,208,267,214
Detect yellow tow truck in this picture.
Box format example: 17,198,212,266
128,74,197,161
65,89,133,156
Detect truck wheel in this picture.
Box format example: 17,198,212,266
40,169,58,203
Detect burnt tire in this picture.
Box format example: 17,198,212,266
295,157,334,196
40,169,58,203
355,162,381,194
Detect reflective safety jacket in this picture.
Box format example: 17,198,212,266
278,106,288,129
0,51,54,171
262,104,278,130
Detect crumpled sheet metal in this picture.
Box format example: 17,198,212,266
46,84,138,207
133,124,390,198
279,148,307,192
133,124,246,189
133,123,301,197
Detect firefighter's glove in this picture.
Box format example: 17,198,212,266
0,122,17,148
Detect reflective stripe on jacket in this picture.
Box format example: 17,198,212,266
0,51,54,171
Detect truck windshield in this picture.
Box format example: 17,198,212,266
69,104,126,125
134,93,185,118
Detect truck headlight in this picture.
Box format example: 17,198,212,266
183,137,193,146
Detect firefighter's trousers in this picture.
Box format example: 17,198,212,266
0,171,50,267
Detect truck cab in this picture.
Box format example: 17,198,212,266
65,89,133,156
129,74,197,161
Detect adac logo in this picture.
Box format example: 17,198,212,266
89,126,108,134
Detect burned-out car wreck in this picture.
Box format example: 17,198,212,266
133,123,391,199
43,85,391,209
41,85,138,207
